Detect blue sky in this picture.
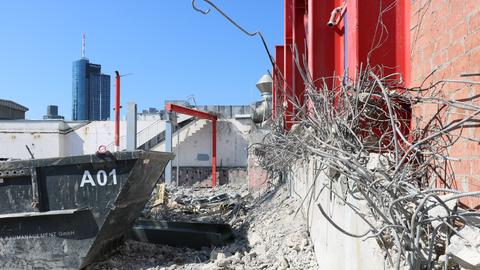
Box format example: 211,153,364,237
0,1,283,119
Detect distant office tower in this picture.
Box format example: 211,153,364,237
72,59,111,120
72,34,111,120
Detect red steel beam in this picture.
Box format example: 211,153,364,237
284,38,294,130
114,71,120,151
307,0,336,85
293,0,306,108
273,45,285,120
165,103,218,121
165,103,218,187
346,0,358,78
284,0,294,130
397,0,411,87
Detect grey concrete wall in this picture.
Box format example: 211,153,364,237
290,160,385,270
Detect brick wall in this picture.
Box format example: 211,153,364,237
410,0,480,207
162,167,247,186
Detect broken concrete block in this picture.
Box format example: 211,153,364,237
427,194,457,228
446,225,480,269
366,153,391,171
247,231,262,245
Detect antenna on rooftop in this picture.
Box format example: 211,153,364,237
82,33,86,58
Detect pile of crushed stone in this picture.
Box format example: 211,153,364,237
92,183,319,270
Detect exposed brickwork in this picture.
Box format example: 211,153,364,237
162,167,247,186
411,0,480,208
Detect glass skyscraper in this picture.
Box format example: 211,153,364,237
72,58,111,120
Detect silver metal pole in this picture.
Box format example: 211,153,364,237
176,121,180,186
126,102,137,151
165,112,173,185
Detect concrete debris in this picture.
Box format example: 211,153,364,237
426,194,458,229
366,153,391,171
437,254,457,269
146,183,250,224
447,225,480,270
92,184,319,269
152,183,166,207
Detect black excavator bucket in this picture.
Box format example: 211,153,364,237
0,150,174,269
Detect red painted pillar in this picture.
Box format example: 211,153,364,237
348,0,408,80
284,39,294,130
347,0,412,147
396,0,411,87
273,45,285,120
284,0,294,130
114,71,120,151
212,120,217,187
307,0,336,88
293,0,306,108
346,0,358,78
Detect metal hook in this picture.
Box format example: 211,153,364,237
192,0,210,15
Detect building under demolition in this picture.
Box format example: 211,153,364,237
1,1,480,270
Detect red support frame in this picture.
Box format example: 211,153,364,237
165,103,218,187
284,0,294,130
293,0,306,108
273,45,285,120
307,0,335,88
114,71,121,151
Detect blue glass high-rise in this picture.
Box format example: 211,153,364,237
72,58,111,120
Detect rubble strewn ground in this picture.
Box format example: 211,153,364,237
92,183,319,270
147,183,250,225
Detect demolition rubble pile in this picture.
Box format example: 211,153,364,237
93,183,319,270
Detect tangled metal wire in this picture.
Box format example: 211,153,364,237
254,62,480,269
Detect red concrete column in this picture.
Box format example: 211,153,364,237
347,0,409,81
273,45,285,120
346,0,358,78
307,0,336,87
396,0,411,87
114,71,121,151
293,0,307,108
284,0,294,130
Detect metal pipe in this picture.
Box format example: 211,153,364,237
165,112,172,185
114,71,120,151
460,72,480,77
176,120,180,186
212,120,217,187
327,3,346,27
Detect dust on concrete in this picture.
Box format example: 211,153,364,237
92,183,319,270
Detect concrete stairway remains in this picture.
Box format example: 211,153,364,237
138,117,196,151
105,119,168,152
153,119,208,152
173,119,208,150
